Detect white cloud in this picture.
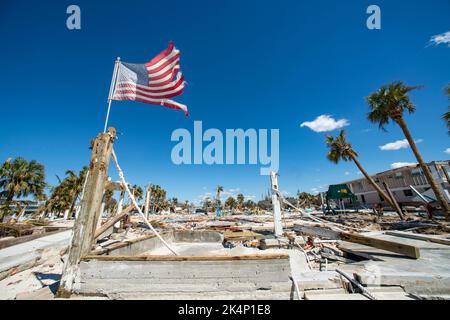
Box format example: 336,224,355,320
390,162,417,169
445,148,450,154
281,190,290,196
356,171,362,175
311,186,326,195
429,31,450,47
300,115,349,132
310,188,319,194
344,171,350,175
379,139,422,151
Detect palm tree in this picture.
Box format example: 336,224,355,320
443,84,450,134
326,130,404,219
216,186,223,202
130,184,143,202
367,81,450,218
183,200,190,213
103,187,117,214
236,193,245,210
215,185,224,214
40,167,88,218
169,197,178,213
150,184,166,213
225,196,237,212
0,157,46,221
64,166,88,218
244,199,256,211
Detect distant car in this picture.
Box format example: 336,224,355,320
195,208,207,214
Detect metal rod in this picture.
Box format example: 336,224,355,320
335,269,377,300
103,57,121,133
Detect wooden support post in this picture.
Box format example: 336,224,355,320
57,128,116,297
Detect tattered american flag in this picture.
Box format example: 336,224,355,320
111,42,188,116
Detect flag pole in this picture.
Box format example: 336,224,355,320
103,57,121,133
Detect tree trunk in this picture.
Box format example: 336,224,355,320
0,191,15,222
396,117,450,219
68,193,79,220
351,155,405,220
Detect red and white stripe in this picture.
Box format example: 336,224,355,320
112,42,188,116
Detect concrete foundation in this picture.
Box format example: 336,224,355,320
76,231,294,299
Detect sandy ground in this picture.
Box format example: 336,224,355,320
0,244,66,300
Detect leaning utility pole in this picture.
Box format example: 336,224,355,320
57,128,117,297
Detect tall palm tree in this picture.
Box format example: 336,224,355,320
236,193,245,209
326,130,404,219
216,185,224,214
367,81,450,218
0,157,46,221
216,186,223,202
64,166,88,218
41,167,88,218
150,184,166,213
443,84,450,135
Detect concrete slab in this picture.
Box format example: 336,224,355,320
337,233,450,296
0,230,71,273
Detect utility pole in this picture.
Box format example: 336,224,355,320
270,171,283,237
57,128,117,297
144,184,152,219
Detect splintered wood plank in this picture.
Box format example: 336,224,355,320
294,223,420,259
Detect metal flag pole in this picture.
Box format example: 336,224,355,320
103,57,121,133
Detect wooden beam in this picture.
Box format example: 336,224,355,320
93,204,134,240
339,232,420,259
385,231,450,246
81,253,289,262
57,128,116,297
293,223,420,259
294,224,340,239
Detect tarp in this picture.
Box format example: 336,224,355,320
326,184,356,200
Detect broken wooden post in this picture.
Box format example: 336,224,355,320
270,171,283,237
57,127,116,297
94,204,134,240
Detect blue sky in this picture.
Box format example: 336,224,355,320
1,0,449,204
